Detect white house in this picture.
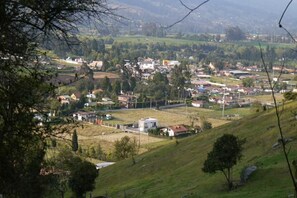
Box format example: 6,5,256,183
73,111,96,121
89,61,103,70
102,97,112,102
57,95,71,105
163,60,181,67
192,100,204,108
65,57,79,64
139,60,155,71
138,118,158,132
162,125,188,137
86,93,96,102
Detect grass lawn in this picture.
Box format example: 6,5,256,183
114,35,211,46
52,59,81,67
114,36,296,49
93,72,119,79
244,93,284,103
59,71,119,79
163,106,253,120
210,76,241,86
103,108,230,127
71,123,169,154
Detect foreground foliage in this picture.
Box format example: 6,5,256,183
46,149,98,198
0,0,114,197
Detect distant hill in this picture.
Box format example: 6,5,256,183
112,0,297,34
93,101,297,197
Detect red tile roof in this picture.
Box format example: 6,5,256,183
168,125,188,133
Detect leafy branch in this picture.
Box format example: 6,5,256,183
279,0,296,43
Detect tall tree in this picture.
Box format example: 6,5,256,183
121,80,131,93
72,130,79,152
48,149,98,198
202,134,246,190
114,136,138,164
68,160,98,198
130,77,137,91
266,46,276,70
102,76,112,92
170,65,186,99
225,26,246,41
242,77,254,87
112,80,121,95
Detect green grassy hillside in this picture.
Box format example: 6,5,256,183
92,101,297,198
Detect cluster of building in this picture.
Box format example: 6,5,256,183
56,57,297,136
188,62,297,109
127,117,190,137
57,90,139,109
121,58,180,80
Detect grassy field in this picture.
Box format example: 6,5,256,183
93,72,119,79
103,108,231,127
114,36,210,46
112,36,296,52
210,76,241,86
89,101,297,198
53,59,81,67
164,106,252,119
244,93,284,103
78,125,166,153
60,71,119,79
66,106,240,154
64,123,168,154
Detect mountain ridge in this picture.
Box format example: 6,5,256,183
113,0,297,34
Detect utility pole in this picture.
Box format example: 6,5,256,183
138,131,140,149
185,98,188,116
135,97,137,108
165,91,167,106
222,88,225,118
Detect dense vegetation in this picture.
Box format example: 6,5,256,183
0,1,113,197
